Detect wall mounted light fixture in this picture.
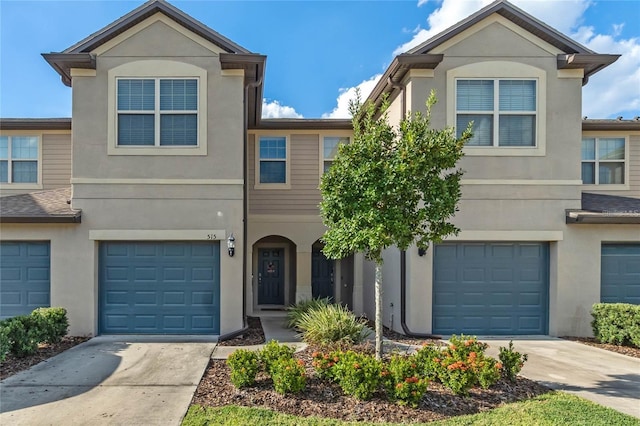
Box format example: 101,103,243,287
227,233,235,257
418,247,427,257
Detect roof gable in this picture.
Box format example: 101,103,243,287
409,0,593,55
64,0,249,55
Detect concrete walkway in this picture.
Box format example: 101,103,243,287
482,337,640,418
0,336,216,425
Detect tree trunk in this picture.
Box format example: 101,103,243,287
375,262,383,359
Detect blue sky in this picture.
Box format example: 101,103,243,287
1,0,639,119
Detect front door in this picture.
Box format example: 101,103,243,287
312,248,334,300
258,248,285,305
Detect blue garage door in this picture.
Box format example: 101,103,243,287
99,241,220,334
0,242,50,319
601,244,640,304
433,242,549,335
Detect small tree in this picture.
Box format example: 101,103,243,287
320,90,470,358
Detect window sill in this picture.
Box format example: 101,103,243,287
0,183,43,190
581,184,630,191
463,145,545,157
107,145,207,156
254,183,291,190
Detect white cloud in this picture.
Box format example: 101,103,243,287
574,28,640,118
321,74,383,119
261,99,303,119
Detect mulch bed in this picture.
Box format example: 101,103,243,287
192,346,550,423
562,336,640,359
0,336,90,381
218,316,266,346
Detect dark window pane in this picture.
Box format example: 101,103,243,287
499,115,535,146
581,162,595,184
582,138,595,160
599,162,624,184
260,161,286,183
598,138,625,160
457,114,492,146
259,137,286,159
499,80,536,111
118,114,155,145
117,79,155,111
160,79,197,111
0,160,7,183
160,114,197,146
12,161,37,183
456,80,493,111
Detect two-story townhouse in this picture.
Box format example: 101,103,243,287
1,0,638,339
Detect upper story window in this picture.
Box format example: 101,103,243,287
117,78,198,147
0,136,38,184
322,136,349,173
581,137,625,184
259,136,287,184
107,60,207,156
456,79,536,147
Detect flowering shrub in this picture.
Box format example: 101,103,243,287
413,343,446,381
383,354,429,407
332,350,382,400
259,340,296,375
498,340,528,382
226,349,260,388
271,358,307,394
311,350,342,381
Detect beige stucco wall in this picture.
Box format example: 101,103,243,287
25,14,247,335
376,17,621,337
0,223,94,336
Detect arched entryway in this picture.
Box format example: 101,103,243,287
253,235,297,309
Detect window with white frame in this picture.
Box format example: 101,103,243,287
322,136,349,173
456,79,536,147
0,136,38,184
117,78,198,147
259,136,287,184
581,137,625,184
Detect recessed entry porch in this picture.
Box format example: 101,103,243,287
251,236,354,312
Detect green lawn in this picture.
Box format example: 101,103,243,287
182,392,640,426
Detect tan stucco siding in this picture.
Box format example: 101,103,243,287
248,133,323,215
42,134,72,190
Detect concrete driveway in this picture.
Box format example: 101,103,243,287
483,337,640,418
0,336,216,425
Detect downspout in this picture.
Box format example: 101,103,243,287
218,66,263,342
388,76,441,339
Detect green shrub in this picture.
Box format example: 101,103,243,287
498,341,528,382
2,315,40,358
259,340,296,375
296,304,370,346
286,297,332,329
31,307,68,343
434,335,501,395
591,303,640,347
227,349,260,388
0,327,10,362
271,358,306,394
332,350,382,400
311,349,342,381
413,343,446,381
382,354,429,407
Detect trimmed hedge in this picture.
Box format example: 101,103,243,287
0,307,69,359
591,303,640,347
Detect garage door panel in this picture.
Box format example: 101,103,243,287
601,244,640,305
100,241,220,334
433,242,548,335
0,242,51,319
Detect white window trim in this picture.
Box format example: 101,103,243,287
254,134,290,190
107,60,207,156
581,133,630,190
447,61,546,157
319,133,351,180
115,77,199,148
0,133,43,190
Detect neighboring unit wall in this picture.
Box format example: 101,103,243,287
581,132,640,198
0,131,71,197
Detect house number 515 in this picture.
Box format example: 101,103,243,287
207,234,217,240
